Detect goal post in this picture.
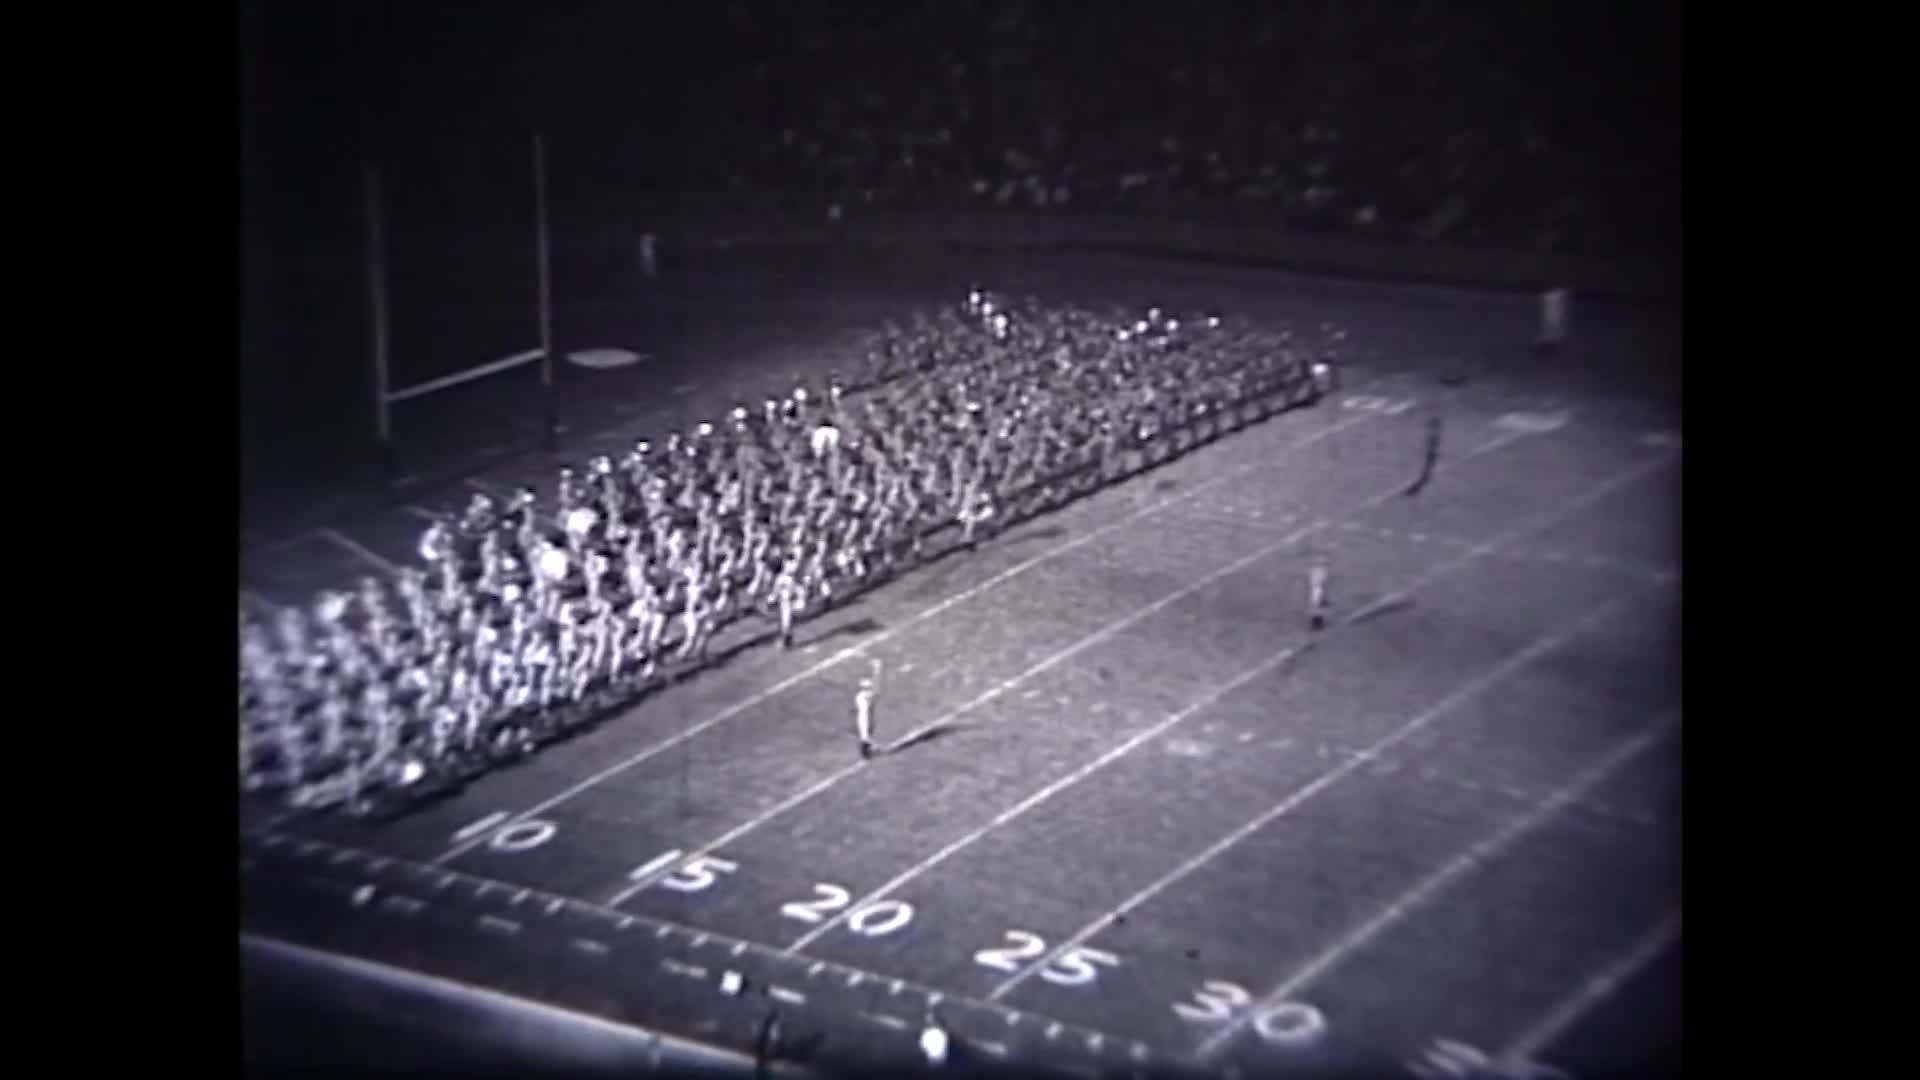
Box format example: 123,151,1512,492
365,132,560,488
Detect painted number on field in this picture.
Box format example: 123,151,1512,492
973,930,1121,988
487,820,557,853
780,883,915,937
1174,982,1324,1047
1343,395,1414,416
1407,1039,1569,1080
646,853,738,894
1173,980,1253,1024
1253,1002,1327,1048
974,930,1047,972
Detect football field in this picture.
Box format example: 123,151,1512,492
241,249,1680,1078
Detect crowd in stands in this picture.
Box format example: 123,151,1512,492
656,1,1677,258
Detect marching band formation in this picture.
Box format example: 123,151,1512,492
239,290,1345,816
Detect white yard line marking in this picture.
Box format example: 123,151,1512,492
401,504,441,522
1353,523,1675,584
318,529,401,575
622,424,1551,895
452,811,508,843
477,914,522,936
1195,717,1679,1059
433,393,1395,867
1500,911,1682,1064
769,987,807,1006
784,437,1651,954
990,566,1674,999
619,429,1534,904
260,529,322,554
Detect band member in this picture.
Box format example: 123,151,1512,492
1406,415,1443,497
1308,558,1331,633
854,661,880,759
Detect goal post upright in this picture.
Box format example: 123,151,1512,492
534,130,558,454
364,163,396,486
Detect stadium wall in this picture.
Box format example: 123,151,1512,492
643,207,1678,305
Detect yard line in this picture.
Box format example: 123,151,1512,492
1499,910,1682,1065
608,428,1532,904
430,393,1394,866
259,528,322,554
1194,715,1680,1060
318,528,401,575
781,443,1662,953
989,564,1675,998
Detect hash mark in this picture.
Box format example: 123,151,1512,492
478,915,522,936
808,962,825,978
572,938,611,956
545,898,565,916
1046,1022,1063,1040
866,1013,909,1031
846,972,865,988
770,987,806,1006
731,942,747,957
379,895,425,916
